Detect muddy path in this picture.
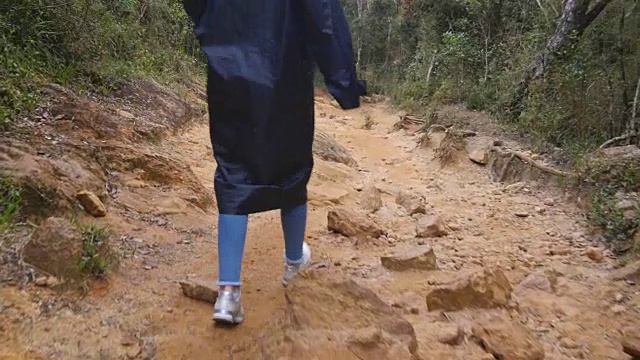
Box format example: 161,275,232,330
1,86,639,360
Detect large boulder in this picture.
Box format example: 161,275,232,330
23,217,84,279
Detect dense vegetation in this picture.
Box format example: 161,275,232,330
342,0,639,154
0,0,202,128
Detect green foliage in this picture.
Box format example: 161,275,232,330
0,178,22,229
580,154,640,251
78,224,116,278
587,190,640,249
348,0,639,151
0,0,203,126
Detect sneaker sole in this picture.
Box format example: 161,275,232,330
213,312,244,325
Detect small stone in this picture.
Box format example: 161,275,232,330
616,199,636,211
472,316,545,360
436,323,464,346
140,336,157,360
611,304,626,314
395,191,427,215
549,247,571,256
34,277,49,287
622,327,640,358
469,149,488,165
360,185,383,213
416,215,448,238
76,190,107,217
327,207,385,239
614,293,624,302
559,337,579,349
516,269,559,294
515,211,530,218
380,245,439,272
126,345,142,359
544,198,555,206
179,279,218,304
118,110,136,119
448,223,461,231
426,267,513,311
586,247,604,262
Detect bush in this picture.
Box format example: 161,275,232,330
0,0,203,126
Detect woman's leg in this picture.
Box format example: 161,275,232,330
217,214,249,286
281,203,311,285
281,203,307,263
214,213,248,324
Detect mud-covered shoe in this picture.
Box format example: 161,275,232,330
213,288,244,325
282,242,311,287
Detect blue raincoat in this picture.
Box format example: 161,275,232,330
183,0,366,215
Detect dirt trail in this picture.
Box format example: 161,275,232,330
1,88,639,359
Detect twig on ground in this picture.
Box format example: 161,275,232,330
599,133,639,149
490,147,575,181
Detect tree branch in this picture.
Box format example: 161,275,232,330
580,0,613,30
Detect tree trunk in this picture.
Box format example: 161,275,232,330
506,0,614,120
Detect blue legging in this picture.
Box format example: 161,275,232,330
217,203,307,286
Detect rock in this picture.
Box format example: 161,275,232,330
76,190,107,217
559,337,579,349
548,247,571,256
469,149,488,165
361,185,383,213
614,293,624,302
380,245,439,272
516,269,558,294
327,207,385,239
610,304,626,314
286,269,418,355
616,199,637,211
448,222,461,231
118,110,136,119
622,327,640,358
23,217,84,279
435,323,464,346
514,211,530,218
610,260,640,282
179,279,218,304
543,198,555,206
586,247,604,262
416,215,448,238
140,336,157,360
395,191,427,215
426,268,513,312
505,182,527,193
472,316,545,360
34,276,61,288
126,344,142,359
347,327,415,359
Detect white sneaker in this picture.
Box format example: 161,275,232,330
282,242,311,287
213,288,244,325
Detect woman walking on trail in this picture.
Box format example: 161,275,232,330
182,0,366,325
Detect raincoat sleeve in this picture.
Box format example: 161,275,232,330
182,0,206,26
302,0,367,110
